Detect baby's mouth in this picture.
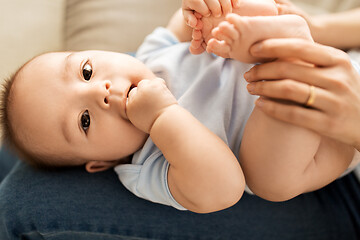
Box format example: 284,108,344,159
127,84,136,98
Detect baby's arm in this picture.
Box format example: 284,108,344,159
126,78,244,213
207,13,313,63
240,106,354,201
166,9,193,43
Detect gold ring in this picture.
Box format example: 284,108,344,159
305,85,316,107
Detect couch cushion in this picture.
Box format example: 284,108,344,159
292,0,360,14
0,0,65,83
65,0,180,53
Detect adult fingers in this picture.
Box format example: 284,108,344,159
219,0,232,15
244,61,334,90
183,10,198,28
184,0,211,17
204,0,222,17
254,97,332,135
247,79,338,112
250,38,351,68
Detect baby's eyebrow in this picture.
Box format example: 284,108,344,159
63,52,74,82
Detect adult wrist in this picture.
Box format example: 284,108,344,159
307,16,326,44
355,141,360,152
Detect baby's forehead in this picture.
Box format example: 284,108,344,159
12,52,72,105
27,51,72,67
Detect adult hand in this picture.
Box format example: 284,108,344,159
244,38,360,151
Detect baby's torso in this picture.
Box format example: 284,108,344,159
114,28,257,209
137,28,257,158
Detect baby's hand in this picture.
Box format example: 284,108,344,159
185,0,242,55
126,78,178,133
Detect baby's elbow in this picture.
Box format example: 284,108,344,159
248,181,303,202
192,176,245,213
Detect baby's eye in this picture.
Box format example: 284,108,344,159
81,110,90,134
82,63,92,81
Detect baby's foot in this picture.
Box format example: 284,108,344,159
207,13,313,63
189,0,279,55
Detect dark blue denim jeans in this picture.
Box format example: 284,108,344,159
1,146,360,240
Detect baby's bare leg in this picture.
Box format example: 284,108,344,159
207,14,313,63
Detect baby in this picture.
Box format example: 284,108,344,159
0,0,355,213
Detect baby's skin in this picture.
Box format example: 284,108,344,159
208,14,313,63
189,0,313,63
190,0,279,55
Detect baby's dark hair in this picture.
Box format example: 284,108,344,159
0,64,69,170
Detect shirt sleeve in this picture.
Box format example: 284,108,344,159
351,59,360,74
114,139,187,211
136,27,180,64
341,149,360,177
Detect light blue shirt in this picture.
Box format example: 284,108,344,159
114,27,257,210
115,27,360,210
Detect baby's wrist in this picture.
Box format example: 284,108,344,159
149,104,181,135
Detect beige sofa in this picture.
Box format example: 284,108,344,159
2,0,360,84
0,1,360,238
0,0,180,83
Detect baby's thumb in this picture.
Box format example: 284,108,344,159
125,87,137,117
127,86,138,100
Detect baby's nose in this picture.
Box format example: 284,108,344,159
103,80,111,105
97,80,111,109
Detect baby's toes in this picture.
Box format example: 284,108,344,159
192,29,203,41
191,39,203,49
190,39,206,55
206,38,231,58
213,22,239,45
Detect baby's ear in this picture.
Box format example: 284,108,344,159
85,160,119,173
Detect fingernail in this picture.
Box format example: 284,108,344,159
247,83,255,93
214,11,221,18
251,43,261,54
256,98,264,107
244,71,251,81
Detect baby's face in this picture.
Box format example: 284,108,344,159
11,51,155,164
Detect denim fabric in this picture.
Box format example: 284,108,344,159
0,147,360,240
0,146,18,182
